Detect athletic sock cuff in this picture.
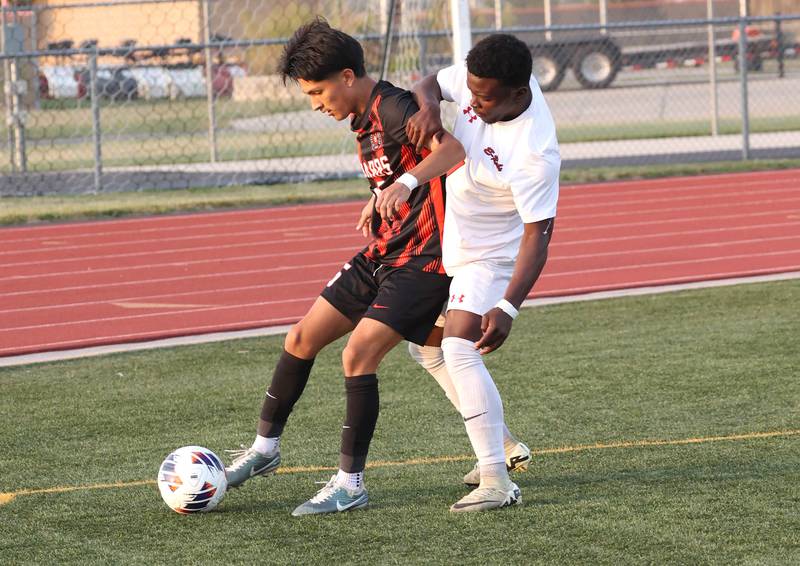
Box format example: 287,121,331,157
441,336,477,350
280,349,315,371
344,374,378,390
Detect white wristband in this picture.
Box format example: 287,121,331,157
495,299,519,320
396,172,419,191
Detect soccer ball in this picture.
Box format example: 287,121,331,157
157,445,227,514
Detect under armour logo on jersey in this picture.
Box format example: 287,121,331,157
450,293,465,303
483,147,503,171
463,106,478,124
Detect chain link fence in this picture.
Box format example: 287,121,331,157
1,0,799,196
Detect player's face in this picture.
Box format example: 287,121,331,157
298,71,355,121
466,73,529,124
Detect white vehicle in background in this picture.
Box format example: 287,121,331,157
39,65,79,99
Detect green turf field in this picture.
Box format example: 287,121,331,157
1,280,798,564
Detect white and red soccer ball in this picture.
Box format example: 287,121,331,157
157,446,227,514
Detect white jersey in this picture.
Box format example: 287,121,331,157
437,62,560,272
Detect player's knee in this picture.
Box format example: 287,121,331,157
441,336,482,373
408,342,445,372
341,341,380,375
284,324,316,359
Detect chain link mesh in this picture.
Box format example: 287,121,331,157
1,0,799,195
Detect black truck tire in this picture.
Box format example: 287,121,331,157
531,49,566,92
572,42,622,89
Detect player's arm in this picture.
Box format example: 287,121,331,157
406,74,445,152
375,130,464,220
475,219,553,355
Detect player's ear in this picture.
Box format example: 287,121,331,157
342,68,355,87
513,85,529,102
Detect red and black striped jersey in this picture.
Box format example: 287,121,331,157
351,80,446,274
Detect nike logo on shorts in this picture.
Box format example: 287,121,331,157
372,304,390,309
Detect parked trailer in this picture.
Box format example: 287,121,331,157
529,33,793,91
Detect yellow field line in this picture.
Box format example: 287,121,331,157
1,428,797,507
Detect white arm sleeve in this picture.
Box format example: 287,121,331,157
510,152,560,223
436,62,467,104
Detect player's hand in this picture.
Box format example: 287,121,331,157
355,195,376,237
474,308,514,355
406,106,443,153
375,181,411,221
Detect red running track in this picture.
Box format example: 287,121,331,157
2,168,799,357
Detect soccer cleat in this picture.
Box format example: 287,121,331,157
224,446,281,488
450,481,521,513
463,442,531,487
291,475,369,517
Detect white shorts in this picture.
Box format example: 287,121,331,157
445,261,513,317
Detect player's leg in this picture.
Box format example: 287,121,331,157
256,297,356,441
408,318,530,486
292,318,404,516
227,258,373,488
292,265,450,515
440,264,521,512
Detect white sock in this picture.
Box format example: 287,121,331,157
336,469,364,490
441,337,508,482
252,434,279,455
408,343,461,409
409,342,518,450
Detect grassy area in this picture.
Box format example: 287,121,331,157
0,97,308,141
556,115,800,143
1,280,798,564
1,91,799,173
11,128,351,173
2,158,800,226
0,179,370,225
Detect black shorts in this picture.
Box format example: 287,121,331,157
320,253,451,345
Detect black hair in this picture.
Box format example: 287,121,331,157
466,34,532,88
278,17,366,84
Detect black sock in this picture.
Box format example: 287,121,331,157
339,374,379,473
257,349,315,438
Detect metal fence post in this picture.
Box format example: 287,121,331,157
707,1,718,136
380,0,397,81
544,0,553,41
89,50,103,192
9,53,26,171
599,0,608,35
1,8,16,173
202,0,218,163
31,7,40,110
737,17,750,160
450,0,471,63
775,13,784,79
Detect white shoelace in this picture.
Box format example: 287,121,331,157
309,475,339,503
224,446,252,470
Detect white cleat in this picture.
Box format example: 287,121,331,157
450,481,521,513
463,442,531,487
